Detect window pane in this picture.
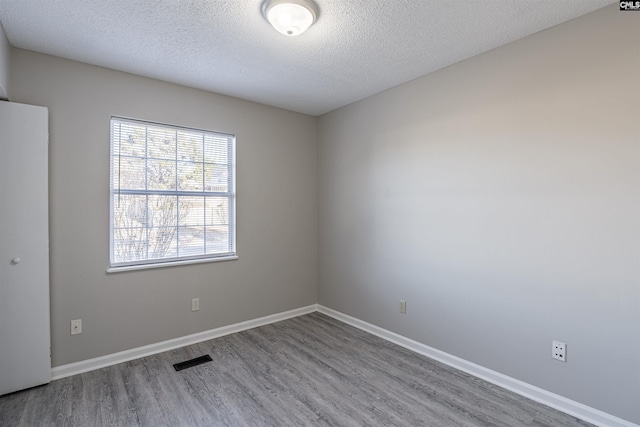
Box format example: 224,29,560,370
148,195,178,225
205,197,229,226
178,131,203,163
206,226,229,254
204,134,228,164
113,122,146,158
147,126,176,160
114,156,146,190
146,195,178,260
177,161,203,191
181,196,205,226
113,227,148,262
205,163,228,192
148,159,176,190
178,199,206,256
113,194,147,228
149,226,177,259
112,194,148,263
179,226,205,256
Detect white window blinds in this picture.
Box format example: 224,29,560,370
110,117,236,268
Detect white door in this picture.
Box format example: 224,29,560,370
0,101,50,395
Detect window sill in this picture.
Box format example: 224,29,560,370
106,255,238,274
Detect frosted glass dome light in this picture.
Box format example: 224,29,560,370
262,0,319,37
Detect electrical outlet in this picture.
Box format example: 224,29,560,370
192,298,200,312
71,319,82,335
399,300,407,314
552,340,566,362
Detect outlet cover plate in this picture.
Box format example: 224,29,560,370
71,319,82,335
552,340,566,362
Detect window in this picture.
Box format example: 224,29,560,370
109,117,236,269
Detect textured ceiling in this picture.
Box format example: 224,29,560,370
0,0,614,116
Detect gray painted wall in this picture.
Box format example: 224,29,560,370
0,22,9,99
10,49,318,367
318,5,639,424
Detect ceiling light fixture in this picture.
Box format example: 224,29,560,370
261,0,319,37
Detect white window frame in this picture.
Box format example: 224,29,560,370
108,116,236,272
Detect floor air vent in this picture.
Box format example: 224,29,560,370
173,355,213,371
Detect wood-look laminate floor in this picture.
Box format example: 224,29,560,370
0,312,592,427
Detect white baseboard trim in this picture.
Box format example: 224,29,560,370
317,305,638,427
51,304,318,381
